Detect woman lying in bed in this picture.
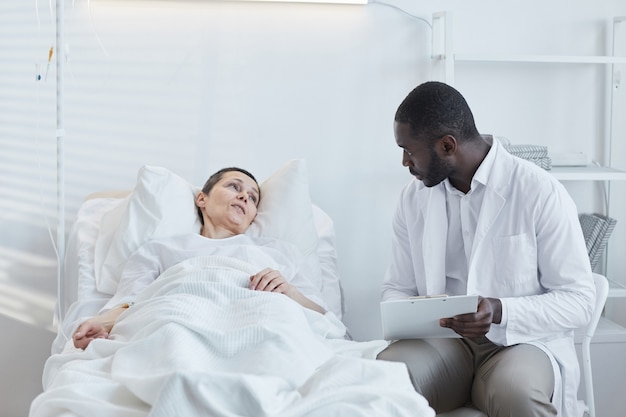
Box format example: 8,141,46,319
73,167,326,349
31,165,436,417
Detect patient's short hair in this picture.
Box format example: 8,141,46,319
196,167,260,225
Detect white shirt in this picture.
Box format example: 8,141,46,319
104,233,326,312
443,179,482,296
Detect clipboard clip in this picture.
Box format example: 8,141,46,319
408,294,448,299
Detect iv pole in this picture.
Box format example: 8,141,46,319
55,0,66,324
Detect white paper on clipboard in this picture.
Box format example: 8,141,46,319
380,295,479,340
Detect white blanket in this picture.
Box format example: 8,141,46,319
31,256,434,417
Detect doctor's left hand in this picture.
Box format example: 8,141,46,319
440,296,502,338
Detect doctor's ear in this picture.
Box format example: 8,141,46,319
439,135,457,155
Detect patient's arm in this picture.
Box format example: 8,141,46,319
72,305,128,350
250,268,327,315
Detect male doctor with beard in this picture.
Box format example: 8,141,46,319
377,81,595,417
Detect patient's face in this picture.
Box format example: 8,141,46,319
198,171,260,237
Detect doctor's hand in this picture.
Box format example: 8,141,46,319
439,296,502,338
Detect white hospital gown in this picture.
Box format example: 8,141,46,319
103,233,326,312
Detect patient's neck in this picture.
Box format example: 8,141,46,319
200,225,237,240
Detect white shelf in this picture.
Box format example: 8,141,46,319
447,54,626,65
432,11,626,303
549,166,626,181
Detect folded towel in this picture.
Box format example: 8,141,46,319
524,156,552,170
503,144,549,159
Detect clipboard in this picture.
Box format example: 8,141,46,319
380,295,479,340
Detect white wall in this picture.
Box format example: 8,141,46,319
2,1,626,415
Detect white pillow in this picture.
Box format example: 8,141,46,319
93,166,201,294
93,160,323,299
246,159,322,291
312,205,344,318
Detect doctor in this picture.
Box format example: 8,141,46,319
377,81,595,417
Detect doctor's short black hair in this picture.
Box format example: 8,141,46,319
395,81,480,143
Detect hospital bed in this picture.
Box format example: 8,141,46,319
29,160,435,417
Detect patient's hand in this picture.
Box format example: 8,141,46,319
439,296,502,338
249,268,293,295
72,305,127,349
73,320,109,350
249,268,326,314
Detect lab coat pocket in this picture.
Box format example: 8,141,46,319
493,233,538,290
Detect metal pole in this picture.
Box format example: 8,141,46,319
56,0,65,323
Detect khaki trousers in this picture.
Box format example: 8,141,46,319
377,337,557,417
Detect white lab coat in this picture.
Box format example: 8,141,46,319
382,138,596,417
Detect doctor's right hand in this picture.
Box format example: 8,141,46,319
440,296,502,338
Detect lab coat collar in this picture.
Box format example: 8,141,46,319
467,138,511,292
472,138,509,249
480,136,515,194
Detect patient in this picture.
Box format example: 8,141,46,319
73,167,326,349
